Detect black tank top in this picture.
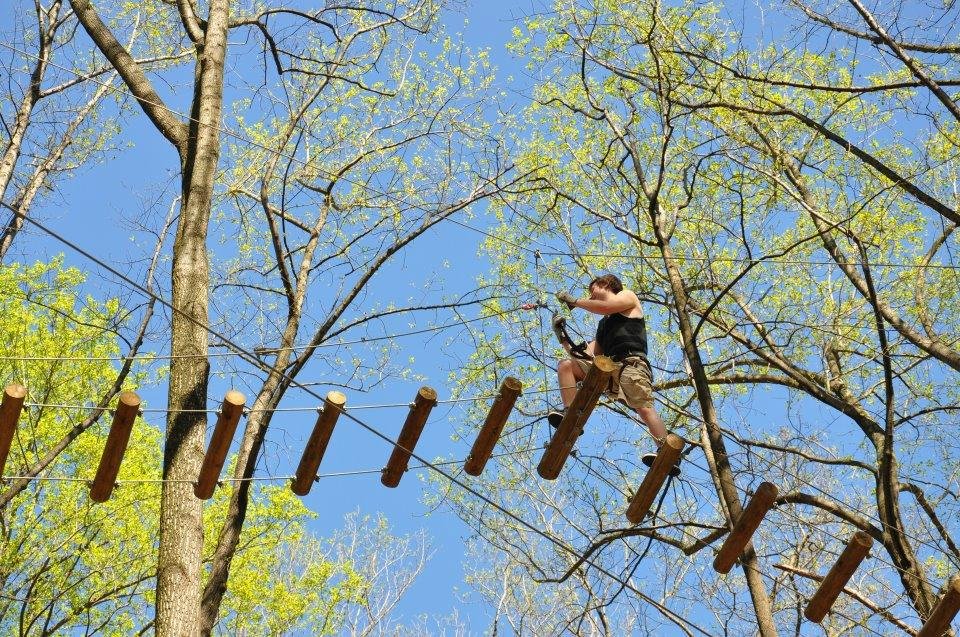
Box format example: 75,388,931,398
596,313,648,360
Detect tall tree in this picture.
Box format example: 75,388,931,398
63,1,514,632
66,0,246,629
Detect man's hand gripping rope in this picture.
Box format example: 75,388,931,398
520,299,591,361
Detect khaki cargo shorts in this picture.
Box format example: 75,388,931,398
571,355,654,409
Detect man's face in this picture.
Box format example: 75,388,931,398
588,284,611,301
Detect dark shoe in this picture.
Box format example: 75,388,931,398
547,409,584,436
642,452,681,477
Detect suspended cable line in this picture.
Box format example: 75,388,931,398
0,303,524,364
1,446,539,485
17,383,586,414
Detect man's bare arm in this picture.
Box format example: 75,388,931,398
573,291,636,315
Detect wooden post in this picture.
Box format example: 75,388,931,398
804,531,873,622
537,355,616,480
291,391,346,496
89,391,141,502
918,576,960,637
625,433,684,524
0,384,26,477
465,377,522,476
713,481,779,574
381,387,437,488
193,390,246,500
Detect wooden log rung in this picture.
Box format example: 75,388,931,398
381,387,437,488
291,391,346,496
90,391,141,502
917,576,960,637
194,390,246,500
464,377,522,476
537,355,616,481
625,433,684,524
804,530,873,623
713,481,779,574
0,384,26,477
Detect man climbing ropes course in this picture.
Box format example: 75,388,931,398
549,273,679,476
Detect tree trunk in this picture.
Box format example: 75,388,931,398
0,1,58,259
874,437,938,619
155,2,230,635
650,210,780,637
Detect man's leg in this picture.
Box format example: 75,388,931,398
557,358,586,408
637,406,679,475
621,360,680,476
636,405,667,443
549,356,589,427
637,405,679,476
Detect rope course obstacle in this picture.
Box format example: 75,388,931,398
0,384,26,477
3,201,959,633
712,481,778,574
625,433,684,524
464,376,522,476
292,391,347,496
195,391,246,500
919,578,960,637
381,387,437,488
804,531,874,623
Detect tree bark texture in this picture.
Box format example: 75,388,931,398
63,4,229,631
155,1,230,633
70,0,231,631
650,210,780,637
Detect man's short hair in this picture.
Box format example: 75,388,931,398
589,274,623,293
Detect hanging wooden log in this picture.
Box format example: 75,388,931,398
89,391,141,502
804,531,873,622
713,481,779,574
465,377,522,476
537,355,616,480
193,390,246,500
917,576,960,637
291,391,347,496
381,386,437,488
625,433,684,524
0,384,27,477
